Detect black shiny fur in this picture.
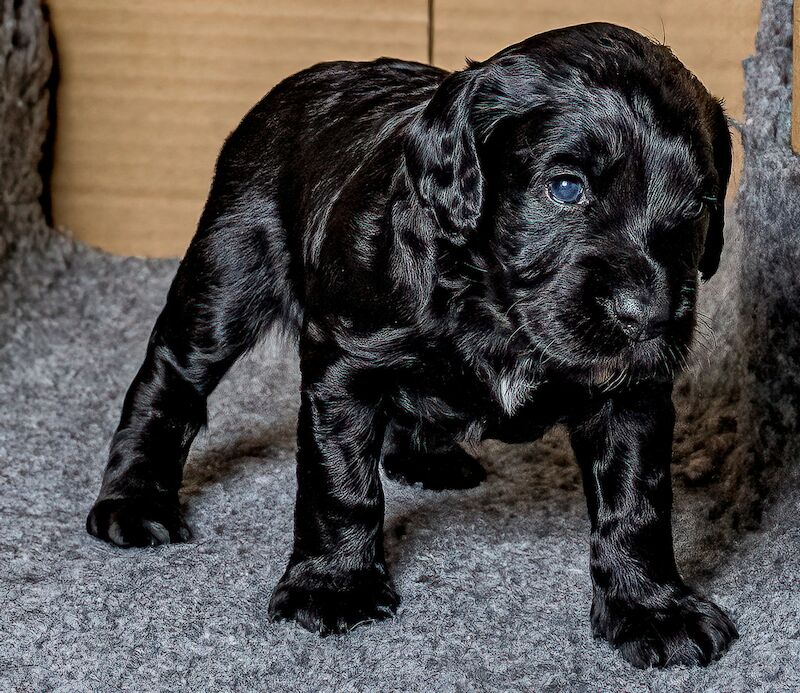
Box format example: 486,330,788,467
86,23,736,668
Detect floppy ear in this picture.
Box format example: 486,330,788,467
699,101,732,281
404,68,485,243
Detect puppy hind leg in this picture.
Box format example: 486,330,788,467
382,421,486,491
87,216,295,548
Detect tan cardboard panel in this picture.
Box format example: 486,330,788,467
433,0,760,194
49,0,428,257
433,0,759,116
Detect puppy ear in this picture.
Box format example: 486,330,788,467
405,68,485,243
699,101,732,281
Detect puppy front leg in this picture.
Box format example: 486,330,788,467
268,357,398,635
570,383,737,668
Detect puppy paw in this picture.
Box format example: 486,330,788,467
86,496,191,548
383,446,486,490
593,592,738,668
268,563,400,635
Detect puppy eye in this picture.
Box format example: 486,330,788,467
687,195,716,220
686,199,707,219
547,176,585,205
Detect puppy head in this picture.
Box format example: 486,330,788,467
406,23,732,382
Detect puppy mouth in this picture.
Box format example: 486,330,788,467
511,305,692,388
589,334,686,389
527,330,683,390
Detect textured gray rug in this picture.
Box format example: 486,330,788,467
2,0,799,691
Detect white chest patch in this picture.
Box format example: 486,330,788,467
496,370,536,416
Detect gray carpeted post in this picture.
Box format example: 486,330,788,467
0,0,51,261
735,0,800,522
667,0,800,535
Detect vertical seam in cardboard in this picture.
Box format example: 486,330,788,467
427,0,434,65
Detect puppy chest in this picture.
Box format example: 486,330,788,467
388,375,489,445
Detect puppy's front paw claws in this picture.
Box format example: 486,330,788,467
268,564,400,635
594,593,738,668
86,496,191,548
384,446,487,490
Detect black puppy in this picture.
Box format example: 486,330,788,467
87,23,736,668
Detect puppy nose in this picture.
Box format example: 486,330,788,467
612,290,670,340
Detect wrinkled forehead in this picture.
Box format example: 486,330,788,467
527,86,715,196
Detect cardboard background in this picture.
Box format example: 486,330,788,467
434,0,760,119
48,0,429,256
49,0,760,256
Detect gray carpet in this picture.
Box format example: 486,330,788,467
2,0,799,691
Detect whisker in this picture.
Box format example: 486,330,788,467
503,296,528,317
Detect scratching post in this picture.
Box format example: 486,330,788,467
0,0,51,261
671,0,799,533
735,0,800,520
